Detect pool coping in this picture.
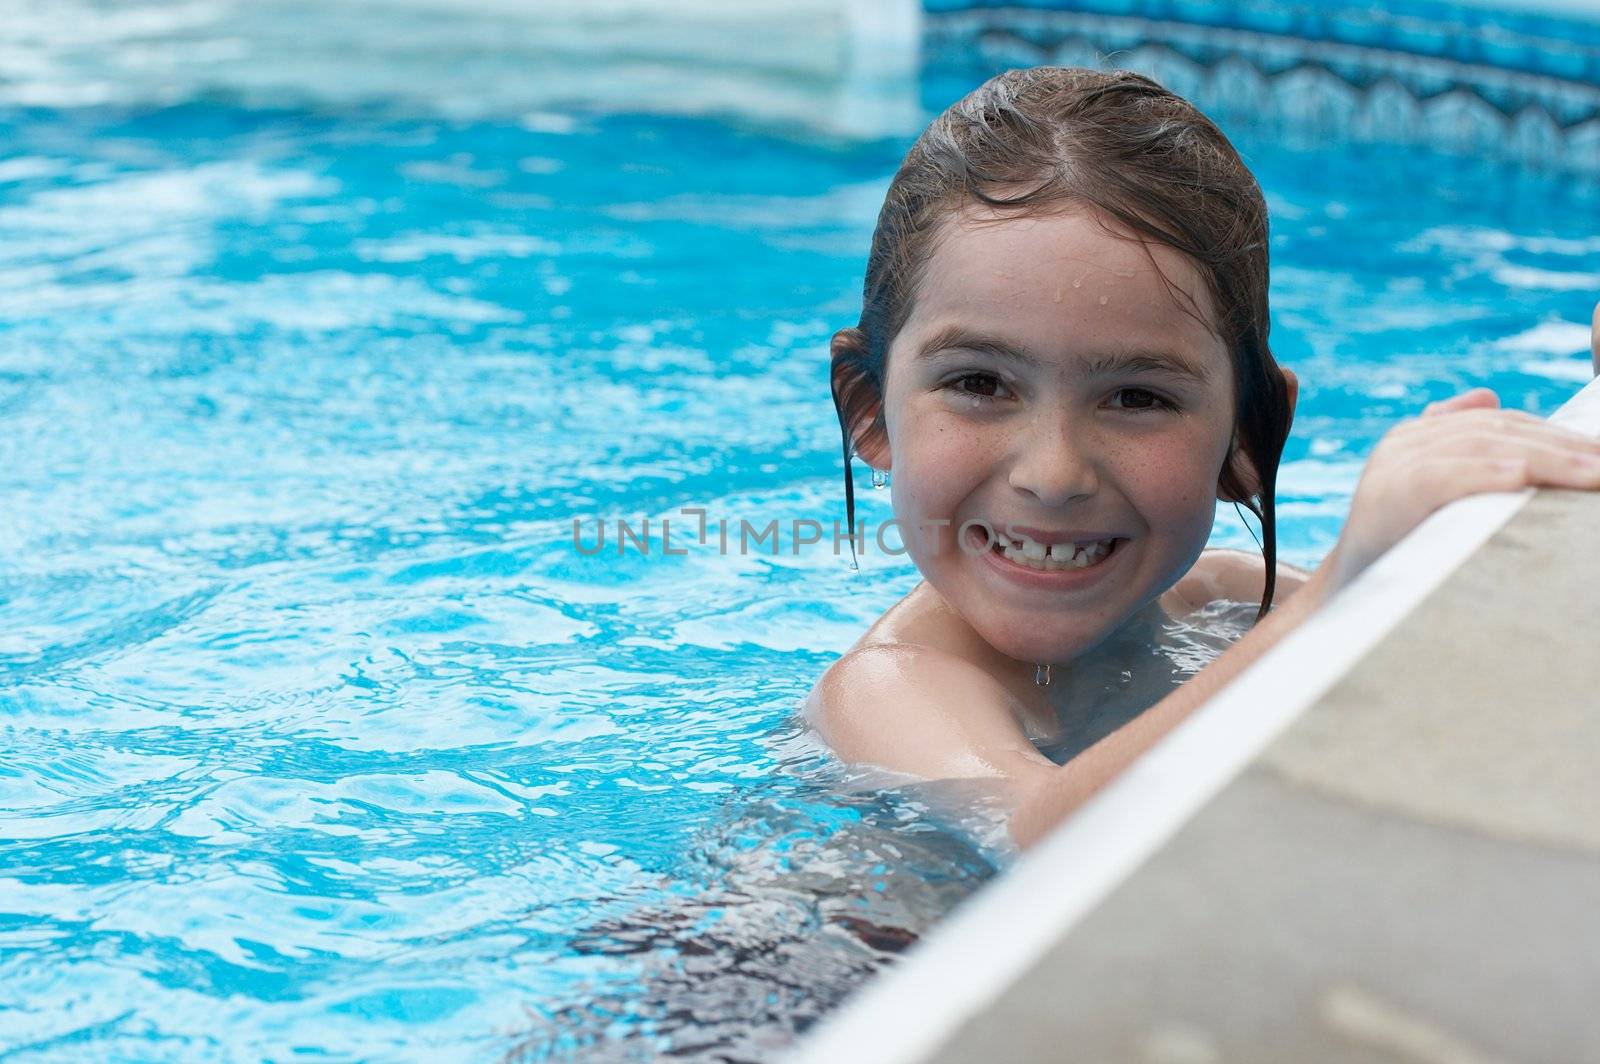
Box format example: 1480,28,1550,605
790,373,1600,1064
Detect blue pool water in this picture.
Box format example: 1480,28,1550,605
3,46,1600,1064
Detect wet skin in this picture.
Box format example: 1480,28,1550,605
869,205,1242,690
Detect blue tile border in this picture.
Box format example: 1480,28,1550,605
925,0,1600,82
924,2,1600,175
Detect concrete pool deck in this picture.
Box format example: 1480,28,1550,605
795,378,1600,1063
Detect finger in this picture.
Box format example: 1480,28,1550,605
1516,445,1600,488
1463,436,1600,472
1591,299,1598,376
1419,414,1600,455
1422,388,1499,417
1413,449,1600,505
1387,405,1565,448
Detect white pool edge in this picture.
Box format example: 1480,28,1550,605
789,374,1600,1064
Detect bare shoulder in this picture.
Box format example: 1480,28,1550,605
1164,548,1311,616
806,641,1055,786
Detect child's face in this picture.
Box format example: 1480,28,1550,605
879,206,1238,665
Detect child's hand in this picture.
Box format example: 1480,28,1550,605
1321,388,1600,597
1591,298,1599,375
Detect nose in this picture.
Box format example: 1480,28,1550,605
1007,408,1100,507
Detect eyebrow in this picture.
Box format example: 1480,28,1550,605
915,325,1210,381
914,325,1038,366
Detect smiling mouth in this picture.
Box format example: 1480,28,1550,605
989,529,1122,571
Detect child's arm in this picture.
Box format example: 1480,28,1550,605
1010,562,1330,845
1011,387,1600,847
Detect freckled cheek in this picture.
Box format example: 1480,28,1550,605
1116,444,1226,541
887,408,993,546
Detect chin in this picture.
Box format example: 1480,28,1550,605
973,610,1120,666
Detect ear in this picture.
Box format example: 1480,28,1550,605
1217,444,1256,504
1217,365,1298,503
830,327,891,471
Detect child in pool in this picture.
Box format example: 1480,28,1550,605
806,67,1600,848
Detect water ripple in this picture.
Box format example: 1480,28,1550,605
1,79,1598,1062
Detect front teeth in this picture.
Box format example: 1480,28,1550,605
999,533,1114,571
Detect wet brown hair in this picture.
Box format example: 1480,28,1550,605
830,66,1293,618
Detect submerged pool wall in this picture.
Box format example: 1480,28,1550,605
925,0,1600,174
792,1,1600,1060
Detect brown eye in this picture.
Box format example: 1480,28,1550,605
953,373,1001,397
1113,387,1162,410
